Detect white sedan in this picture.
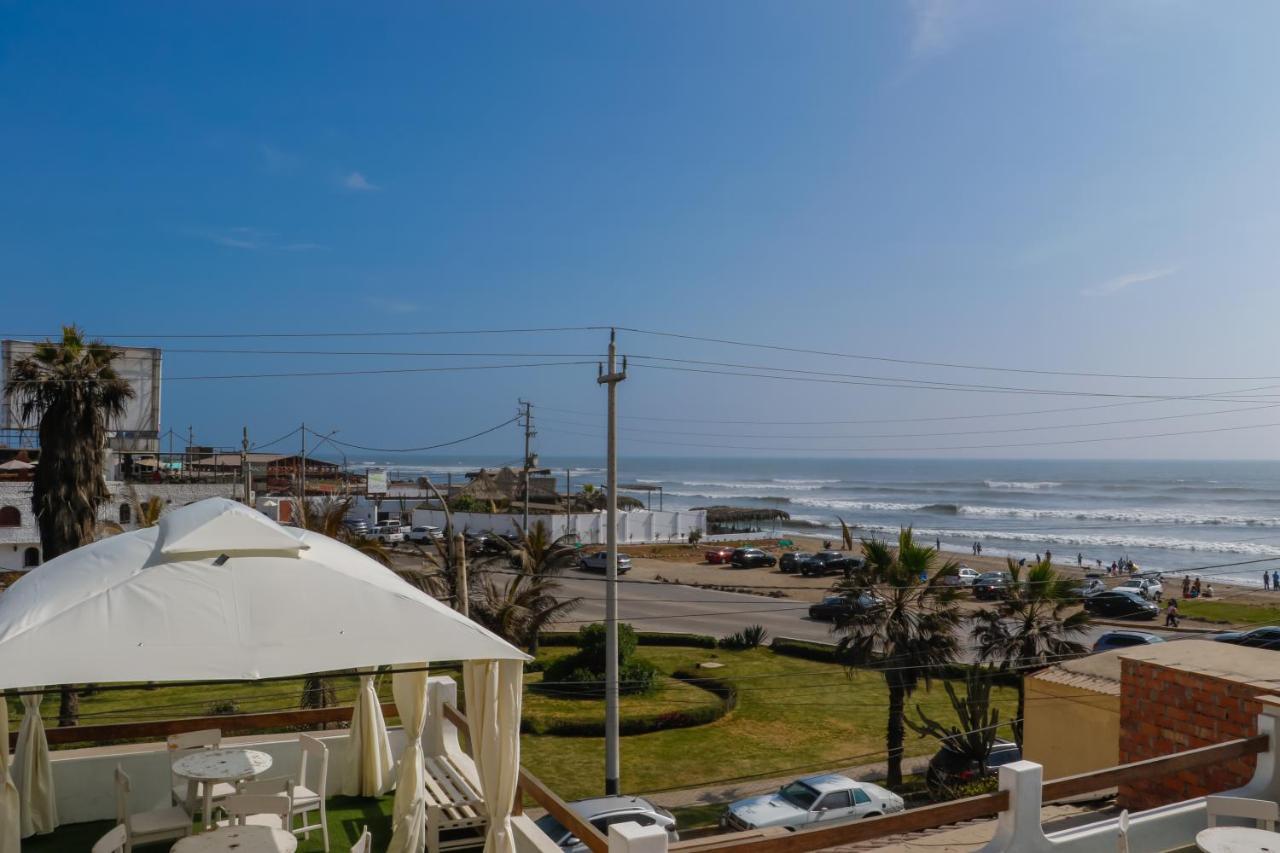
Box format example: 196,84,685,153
723,774,904,831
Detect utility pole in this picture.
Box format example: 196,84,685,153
241,427,252,505
299,422,307,499
520,400,534,531
186,425,193,482
454,531,469,617
596,328,627,795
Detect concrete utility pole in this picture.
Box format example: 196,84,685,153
596,328,627,795
241,427,252,505
520,399,534,531
454,531,469,617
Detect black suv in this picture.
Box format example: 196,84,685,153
731,548,777,568
1213,626,1280,650
1082,590,1159,620
972,572,1012,601
779,552,814,574
925,739,1022,799
800,551,863,577
808,592,884,621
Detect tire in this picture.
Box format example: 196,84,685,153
863,813,881,819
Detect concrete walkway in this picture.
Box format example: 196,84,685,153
645,755,933,810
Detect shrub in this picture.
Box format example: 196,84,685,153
536,623,658,697
720,625,768,650
688,528,703,545
577,622,639,671
207,699,241,716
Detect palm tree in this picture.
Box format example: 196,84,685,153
472,520,581,652
970,558,1090,745
830,528,965,787
5,326,134,726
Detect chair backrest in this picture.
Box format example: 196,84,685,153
351,826,372,853
220,793,291,829
114,765,132,828
298,734,329,795
92,824,128,853
1206,795,1280,830
167,728,222,787
238,776,294,799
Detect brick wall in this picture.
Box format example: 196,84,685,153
1119,657,1264,810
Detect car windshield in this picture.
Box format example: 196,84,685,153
822,597,844,605
978,573,1005,582
779,782,820,810
534,814,571,845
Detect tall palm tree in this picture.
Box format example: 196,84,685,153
5,326,134,726
970,558,1090,745
831,528,964,787
472,520,581,652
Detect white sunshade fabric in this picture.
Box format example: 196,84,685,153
0,710,18,853
464,660,524,853
0,498,527,690
14,686,57,837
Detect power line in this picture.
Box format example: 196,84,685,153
0,325,613,340
303,417,520,453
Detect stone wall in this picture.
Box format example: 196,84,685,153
1118,656,1264,810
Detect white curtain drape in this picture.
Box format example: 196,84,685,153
387,665,430,853
14,686,56,837
463,659,524,853
342,668,394,797
1,699,20,853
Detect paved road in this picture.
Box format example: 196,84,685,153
553,569,1181,656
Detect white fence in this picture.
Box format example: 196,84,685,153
411,508,707,545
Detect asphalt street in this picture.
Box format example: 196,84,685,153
552,568,1180,658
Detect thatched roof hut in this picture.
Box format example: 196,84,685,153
457,469,510,503
694,505,791,534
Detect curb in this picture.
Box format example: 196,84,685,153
1092,618,1218,635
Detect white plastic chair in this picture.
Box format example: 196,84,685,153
351,825,373,853
219,792,292,830
167,728,235,816
91,824,128,853
291,734,331,851
219,777,294,829
115,764,192,853
1205,795,1280,830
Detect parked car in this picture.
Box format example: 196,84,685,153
535,796,678,853
371,525,404,544
1116,577,1163,602
801,551,863,577
925,739,1022,799
808,593,885,621
722,774,904,831
942,566,980,587
705,547,735,565
972,572,1012,601
343,518,370,535
1071,578,1107,599
731,548,777,568
779,552,814,574
579,551,633,574
1212,626,1280,651
1092,630,1166,653
1083,589,1159,620
407,525,442,543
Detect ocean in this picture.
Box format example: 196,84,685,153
353,456,1280,588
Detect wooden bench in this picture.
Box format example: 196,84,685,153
424,755,488,853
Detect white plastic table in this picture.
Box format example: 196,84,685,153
171,826,297,853
172,748,273,830
1196,825,1280,852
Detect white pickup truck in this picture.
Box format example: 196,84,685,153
1117,576,1163,601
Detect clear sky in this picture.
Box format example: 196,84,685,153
4,2,1280,460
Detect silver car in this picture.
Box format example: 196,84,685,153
723,773,904,831
535,796,677,853
578,551,632,574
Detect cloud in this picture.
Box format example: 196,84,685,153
342,171,380,191
186,226,325,252
1082,267,1179,296
907,0,1003,60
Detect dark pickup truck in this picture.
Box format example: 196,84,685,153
800,551,864,577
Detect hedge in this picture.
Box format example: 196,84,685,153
522,672,737,736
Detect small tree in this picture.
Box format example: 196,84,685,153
688,528,703,545
907,666,1002,798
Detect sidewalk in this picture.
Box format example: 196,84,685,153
645,755,934,810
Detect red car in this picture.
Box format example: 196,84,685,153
705,547,735,565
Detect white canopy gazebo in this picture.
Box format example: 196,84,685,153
0,498,529,853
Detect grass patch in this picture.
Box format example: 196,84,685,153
1178,598,1280,627
670,802,730,831
520,647,1017,801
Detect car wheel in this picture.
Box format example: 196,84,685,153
863,812,881,819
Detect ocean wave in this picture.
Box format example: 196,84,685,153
787,496,1280,527
664,490,793,503
678,480,828,491
985,480,1062,490
772,478,842,485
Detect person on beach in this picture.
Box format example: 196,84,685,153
1182,576,1191,598
1191,577,1201,598
1165,598,1180,628
1273,570,1279,590
1267,572,1272,591
977,542,982,555
936,537,941,551
1077,552,1083,567
1045,550,1052,564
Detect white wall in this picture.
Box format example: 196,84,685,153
410,508,707,545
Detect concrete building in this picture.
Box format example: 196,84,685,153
1023,650,1122,780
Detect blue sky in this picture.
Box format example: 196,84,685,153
4,1,1280,460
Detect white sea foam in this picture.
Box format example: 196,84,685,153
984,480,1062,490
678,480,827,491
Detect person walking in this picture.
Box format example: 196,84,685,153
1045,549,1052,564
1273,570,1278,591
936,536,941,551
1165,598,1180,628
1077,552,1083,567
1267,571,1272,592
1182,575,1191,598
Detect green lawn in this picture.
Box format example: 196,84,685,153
520,647,1018,800
1178,598,1280,627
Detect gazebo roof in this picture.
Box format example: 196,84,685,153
0,498,526,690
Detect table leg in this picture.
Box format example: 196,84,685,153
202,782,215,831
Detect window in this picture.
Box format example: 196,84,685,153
119,503,132,524
816,791,851,811
591,814,654,834
853,788,871,805
0,506,19,527
22,547,40,568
